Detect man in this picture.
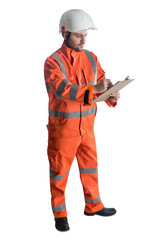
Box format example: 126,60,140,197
44,9,120,232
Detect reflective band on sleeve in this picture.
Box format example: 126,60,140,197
50,169,69,181
49,107,96,119
84,50,97,84
69,84,79,101
85,195,101,203
56,79,70,100
52,53,68,80
52,203,66,212
79,168,98,174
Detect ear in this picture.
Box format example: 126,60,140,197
63,32,69,40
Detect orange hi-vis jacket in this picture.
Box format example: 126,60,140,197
44,42,116,218
44,42,116,138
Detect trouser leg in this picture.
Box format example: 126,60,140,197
76,131,104,213
47,136,81,218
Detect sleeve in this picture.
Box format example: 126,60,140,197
95,57,117,108
44,56,94,104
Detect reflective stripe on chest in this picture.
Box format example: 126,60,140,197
52,50,97,85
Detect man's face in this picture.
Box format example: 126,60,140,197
64,30,88,52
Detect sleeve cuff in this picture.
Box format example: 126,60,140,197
105,99,117,107
84,85,94,104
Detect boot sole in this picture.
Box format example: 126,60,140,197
84,210,117,217
55,225,70,232
84,211,95,216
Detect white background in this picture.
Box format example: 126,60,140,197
0,0,160,239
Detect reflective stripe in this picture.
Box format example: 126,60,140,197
52,51,97,86
80,168,98,174
81,107,96,117
49,107,96,119
51,51,97,102
81,80,97,85
51,51,97,103
52,203,66,212
56,79,70,100
52,53,68,80
70,84,79,101
46,82,50,90
52,52,70,100
84,50,97,85
50,169,69,181
85,195,101,203
88,80,97,85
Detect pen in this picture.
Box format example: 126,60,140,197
125,76,130,80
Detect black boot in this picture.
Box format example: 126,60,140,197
84,207,116,217
55,217,70,232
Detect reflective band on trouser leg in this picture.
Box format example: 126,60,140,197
50,169,70,181
52,203,66,212
79,167,98,174
76,133,104,213
85,195,101,203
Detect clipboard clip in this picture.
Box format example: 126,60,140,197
125,76,130,80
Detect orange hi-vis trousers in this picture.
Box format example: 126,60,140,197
47,129,104,218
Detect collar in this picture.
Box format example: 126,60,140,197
60,42,83,63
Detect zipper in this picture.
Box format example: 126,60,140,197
79,103,82,135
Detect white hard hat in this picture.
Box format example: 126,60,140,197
59,9,97,33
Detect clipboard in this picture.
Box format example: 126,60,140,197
92,78,134,103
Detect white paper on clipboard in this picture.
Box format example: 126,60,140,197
92,79,134,103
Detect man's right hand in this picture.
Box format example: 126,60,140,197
93,79,113,94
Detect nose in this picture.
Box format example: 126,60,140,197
81,36,86,44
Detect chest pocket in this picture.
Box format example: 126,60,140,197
75,67,86,85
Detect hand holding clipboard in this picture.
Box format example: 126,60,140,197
92,76,134,103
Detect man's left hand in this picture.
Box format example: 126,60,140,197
108,92,120,102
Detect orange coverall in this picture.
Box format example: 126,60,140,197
44,42,116,218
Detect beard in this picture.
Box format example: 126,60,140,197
65,40,83,52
